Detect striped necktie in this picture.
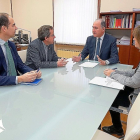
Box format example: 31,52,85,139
95,38,100,61
4,42,17,76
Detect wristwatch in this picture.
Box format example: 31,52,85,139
105,60,110,65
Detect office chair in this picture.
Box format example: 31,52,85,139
110,92,138,115
17,49,27,63
92,92,140,140
109,92,138,125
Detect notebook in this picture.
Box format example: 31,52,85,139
89,76,124,90
21,78,42,86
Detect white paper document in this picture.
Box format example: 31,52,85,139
89,76,124,90
79,62,98,68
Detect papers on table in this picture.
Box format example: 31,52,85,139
79,62,98,68
89,76,124,90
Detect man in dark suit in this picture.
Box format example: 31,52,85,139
26,25,67,70
72,19,119,65
0,13,41,86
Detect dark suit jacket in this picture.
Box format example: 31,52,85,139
0,41,32,86
26,38,58,69
81,33,119,64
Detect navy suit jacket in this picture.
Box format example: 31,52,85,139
81,33,119,64
0,41,32,86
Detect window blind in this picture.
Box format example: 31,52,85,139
54,0,98,45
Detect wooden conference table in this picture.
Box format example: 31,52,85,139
0,59,132,140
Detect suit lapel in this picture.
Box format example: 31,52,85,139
0,45,7,72
100,34,108,55
40,41,46,61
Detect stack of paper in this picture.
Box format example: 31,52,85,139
89,76,124,90
120,36,130,45
135,21,140,28
133,8,140,11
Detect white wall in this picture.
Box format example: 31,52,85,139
0,0,11,14
101,0,140,12
1,0,140,40
12,0,53,40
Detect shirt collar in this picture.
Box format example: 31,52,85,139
0,38,6,46
42,41,49,48
97,33,105,41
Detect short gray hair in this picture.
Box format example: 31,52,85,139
96,19,106,28
38,25,53,41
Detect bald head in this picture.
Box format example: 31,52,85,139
92,19,105,37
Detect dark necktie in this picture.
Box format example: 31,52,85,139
4,42,17,76
95,38,100,61
135,63,140,73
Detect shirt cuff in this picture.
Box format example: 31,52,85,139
16,76,18,84
105,60,110,65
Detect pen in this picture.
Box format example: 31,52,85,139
112,68,117,70
37,68,40,72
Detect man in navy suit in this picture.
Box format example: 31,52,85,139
0,13,41,86
72,19,119,65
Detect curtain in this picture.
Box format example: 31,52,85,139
54,0,98,45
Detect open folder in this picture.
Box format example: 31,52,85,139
89,76,124,90
21,78,42,86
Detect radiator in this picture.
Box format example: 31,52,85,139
57,49,81,58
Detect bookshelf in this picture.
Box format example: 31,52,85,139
100,11,140,68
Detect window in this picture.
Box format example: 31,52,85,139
54,0,98,45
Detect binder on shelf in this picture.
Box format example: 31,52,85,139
105,15,110,28
129,15,133,28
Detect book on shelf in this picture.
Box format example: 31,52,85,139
129,15,133,28
102,14,132,29
105,15,110,28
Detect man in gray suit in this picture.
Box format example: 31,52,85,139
26,25,67,70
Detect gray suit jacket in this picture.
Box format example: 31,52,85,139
26,38,58,69
110,63,140,94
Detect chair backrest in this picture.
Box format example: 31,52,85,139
17,50,27,63
124,93,140,140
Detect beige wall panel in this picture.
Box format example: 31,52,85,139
0,0,11,14
12,0,53,40
101,0,140,12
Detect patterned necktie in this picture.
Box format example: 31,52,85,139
4,42,17,76
95,38,100,61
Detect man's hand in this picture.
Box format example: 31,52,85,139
72,54,81,62
57,58,68,67
104,69,115,77
36,70,42,78
17,71,38,83
97,55,106,65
